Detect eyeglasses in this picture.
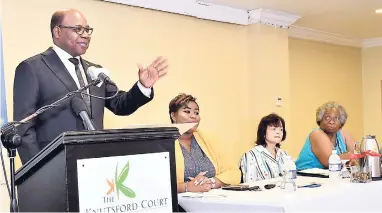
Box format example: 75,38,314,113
323,115,341,123
58,25,94,35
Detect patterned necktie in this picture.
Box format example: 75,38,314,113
68,58,91,111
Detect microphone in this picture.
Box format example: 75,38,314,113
0,78,101,213
70,97,96,130
87,66,116,86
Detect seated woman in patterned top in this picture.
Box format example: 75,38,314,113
240,113,291,182
169,93,241,193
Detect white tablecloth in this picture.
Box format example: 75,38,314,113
178,176,382,212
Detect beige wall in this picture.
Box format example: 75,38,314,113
0,0,374,210
245,24,291,157
0,0,371,187
1,0,254,168
2,0,295,166
362,46,382,142
288,38,364,157
2,0,367,165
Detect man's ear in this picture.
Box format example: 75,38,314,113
52,26,61,39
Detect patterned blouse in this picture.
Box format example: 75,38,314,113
180,137,216,182
240,145,289,183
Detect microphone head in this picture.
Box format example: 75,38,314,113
87,66,110,87
71,97,89,115
87,66,110,81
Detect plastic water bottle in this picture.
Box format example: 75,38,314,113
328,149,342,182
284,156,297,180
282,156,297,192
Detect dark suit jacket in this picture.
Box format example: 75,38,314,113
13,47,154,164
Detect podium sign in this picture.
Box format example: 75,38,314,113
77,152,172,213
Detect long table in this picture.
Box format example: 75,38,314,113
178,176,382,212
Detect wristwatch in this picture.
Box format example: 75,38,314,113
209,177,216,188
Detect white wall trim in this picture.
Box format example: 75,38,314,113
248,9,301,28
363,37,382,48
103,0,193,16
288,26,363,47
102,0,382,48
192,1,248,25
103,0,249,25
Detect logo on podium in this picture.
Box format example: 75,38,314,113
77,152,172,213
106,161,136,198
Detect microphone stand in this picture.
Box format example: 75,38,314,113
0,78,100,212
0,125,21,212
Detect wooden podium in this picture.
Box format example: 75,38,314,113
15,127,180,212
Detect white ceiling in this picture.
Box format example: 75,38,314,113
203,0,382,39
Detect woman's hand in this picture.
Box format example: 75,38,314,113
186,180,212,192
189,171,208,185
187,172,212,192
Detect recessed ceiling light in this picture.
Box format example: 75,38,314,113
375,9,382,13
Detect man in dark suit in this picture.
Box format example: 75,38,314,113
13,9,168,164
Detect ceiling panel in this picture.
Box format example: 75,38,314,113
202,0,382,38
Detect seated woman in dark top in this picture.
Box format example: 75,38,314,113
169,93,241,193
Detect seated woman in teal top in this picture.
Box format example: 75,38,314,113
296,101,356,170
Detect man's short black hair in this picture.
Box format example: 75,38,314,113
50,12,66,37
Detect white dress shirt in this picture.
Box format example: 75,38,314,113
52,44,152,98
240,145,290,183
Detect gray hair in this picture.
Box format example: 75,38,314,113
316,101,348,126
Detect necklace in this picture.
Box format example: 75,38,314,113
267,147,277,158
330,135,343,154
263,148,283,177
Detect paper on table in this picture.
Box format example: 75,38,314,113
245,177,283,188
179,192,227,199
125,123,198,136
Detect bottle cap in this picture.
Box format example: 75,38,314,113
332,149,337,154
